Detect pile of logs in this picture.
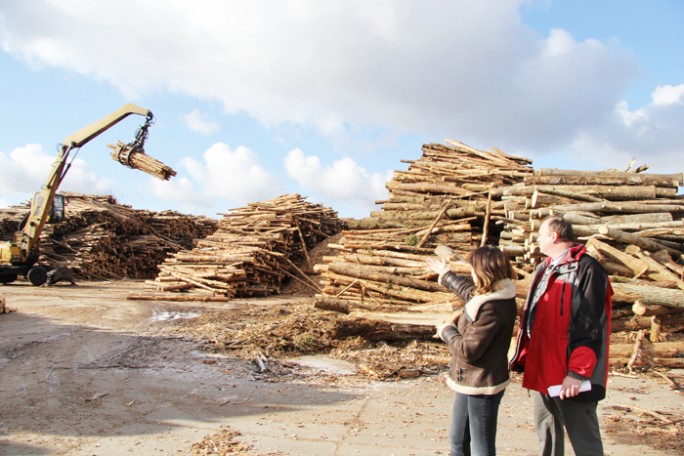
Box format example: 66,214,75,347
132,194,345,301
366,139,533,246
0,193,218,279
0,205,27,236
314,140,533,314
497,168,684,272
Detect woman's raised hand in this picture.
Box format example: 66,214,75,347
425,257,451,276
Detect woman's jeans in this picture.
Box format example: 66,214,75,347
450,390,504,456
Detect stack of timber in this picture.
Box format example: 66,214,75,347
367,139,533,244
0,193,218,279
133,194,345,302
0,205,27,236
497,168,684,272
313,140,533,318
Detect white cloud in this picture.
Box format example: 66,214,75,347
0,144,113,204
149,176,210,208
150,142,283,213
183,109,219,134
284,148,389,216
0,0,639,151
652,84,684,106
561,84,684,172
0,0,680,196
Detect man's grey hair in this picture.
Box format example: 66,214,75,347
545,216,575,242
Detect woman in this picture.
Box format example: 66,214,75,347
426,245,517,456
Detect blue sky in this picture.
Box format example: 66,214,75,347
1,0,682,219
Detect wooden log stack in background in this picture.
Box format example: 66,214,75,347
135,194,346,301
0,193,218,279
314,140,533,315
367,139,533,246
496,168,684,273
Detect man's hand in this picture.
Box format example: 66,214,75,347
559,375,583,400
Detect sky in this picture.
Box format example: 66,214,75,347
1,0,682,220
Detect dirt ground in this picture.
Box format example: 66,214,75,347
1,280,682,456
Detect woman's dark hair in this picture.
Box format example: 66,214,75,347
468,245,514,294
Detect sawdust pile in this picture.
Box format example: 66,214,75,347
191,427,282,456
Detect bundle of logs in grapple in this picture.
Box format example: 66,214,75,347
313,140,684,369
0,193,218,279
131,194,345,302
108,141,177,181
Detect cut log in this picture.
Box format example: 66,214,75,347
327,263,444,293
329,317,435,342
585,237,650,277
313,295,351,314
545,202,684,216
611,314,684,332
601,213,673,225
529,185,672,201
633,251,684,290
610,340,684,358
109,142,177,180
527,169,683,187
612,282,684,309
127,293,229,302
632,300,684,316
597,226,683,258
611,357,684,368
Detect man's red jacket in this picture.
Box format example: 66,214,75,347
510,243,613,401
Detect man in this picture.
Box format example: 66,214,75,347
510,216,613,456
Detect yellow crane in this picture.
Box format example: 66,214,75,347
0,103,175,286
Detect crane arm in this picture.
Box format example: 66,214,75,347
18,103,155,256
63,103,152,148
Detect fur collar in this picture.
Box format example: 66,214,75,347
464,279,516,321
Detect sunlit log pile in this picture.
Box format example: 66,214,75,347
0,193,218,279
365,139,533,246
313,139,533,314
0,205,27,236
497,168,684,272
312,141,684,369
132,194,345,301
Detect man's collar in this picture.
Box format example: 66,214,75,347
550,243,578,266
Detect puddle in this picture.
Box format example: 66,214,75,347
284,354,358,375
150,310,201,322
190,350,232,359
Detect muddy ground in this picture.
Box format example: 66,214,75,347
1,280,682,456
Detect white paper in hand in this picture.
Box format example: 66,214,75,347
547,380,591,397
